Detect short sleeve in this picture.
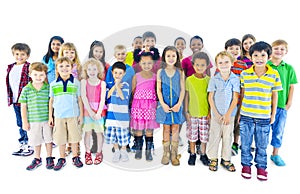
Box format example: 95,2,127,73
18,86,28,103
272,70,283,91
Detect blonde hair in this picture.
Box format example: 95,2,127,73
29,62,48,83
215,51,235,64
81,58,104,80
114,44,127,55
271,39,288,51
55,56,73,78
58,42,82,73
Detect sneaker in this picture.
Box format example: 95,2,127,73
270,155,286,166
26,158,42,171
46,157,55,169
52,143,57,148
231,143,239,156
21,144,34,156
112,149,121,162
12,144,25,156
54,158,66,171
241,166,251,179
188,153,196,166
200,154,209,166
120,149,129,162
72,156,83,168
257,168,268,181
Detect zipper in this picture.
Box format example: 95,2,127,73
170,73,174,124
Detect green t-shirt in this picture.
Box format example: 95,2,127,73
185,75,210,117
268,60,298,108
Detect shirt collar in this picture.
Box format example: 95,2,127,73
56,74,74,83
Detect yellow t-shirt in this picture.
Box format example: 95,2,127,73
125,51,134,66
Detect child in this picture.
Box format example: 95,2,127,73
48,57,84,170
237,34,256,68
174,37,186,61
207,51,240,172
6,43,33,156
156,46,185,166
105,62,131,162
42,36,64,83
125,36,143,66
130,51,160,161
18,62,54,170
185,52,210,166
81,58,106,165
239,41,282,181
267,39,298,166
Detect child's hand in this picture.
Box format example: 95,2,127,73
185,113,191,125
48,118,54,127
94,112,102,120
162,103,171,113
88,111,96,120
222,113,231,125
171,103,181,112
22,122,30,131
78,116,83,125
270,115,275,124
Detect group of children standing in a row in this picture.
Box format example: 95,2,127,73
6,31,297,182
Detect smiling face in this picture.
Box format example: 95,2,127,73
63,49,76,62
139,56,154,72
51,39,62,54
251,50,269,67
112,67,125,81
57,61,72,79
243,38,255,53
30,70,47,84
216,55,232,74
175,39,186,54
165,50,177,66
92,46,104,61
226,45,241,59
13,50,29,65
193,58,207,75
190,38,203,54
132,37,143,50
272,44,287,60
86,63,99,79
114,49,127,62
143,37,156,51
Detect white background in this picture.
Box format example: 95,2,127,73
0,0,299,193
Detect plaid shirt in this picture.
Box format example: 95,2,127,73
6,61,31,106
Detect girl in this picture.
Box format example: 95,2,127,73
81,58,106,165
42,36,64,84
156,46,185,166
130,51,160,161
174,37,186,61
238,34,256,68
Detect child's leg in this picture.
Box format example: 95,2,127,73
163,125,171,142
45,143,53,157
239,116,255,167
96,132,104,153
84,131,92,152
170,124,180,166
59,144,67,158
162,125,171,165
145,129,154,161
134,130,143,159
13,104,28,145
170,124,179,142
34,145,42,159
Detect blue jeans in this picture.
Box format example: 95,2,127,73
271,108,287,148
13,104,28,145
240,115,270,169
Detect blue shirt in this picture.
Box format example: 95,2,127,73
42,57,56,84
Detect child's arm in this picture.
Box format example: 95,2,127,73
80,80,96,119
270,90,278,124
48,97,54,127
184,91,191,124
208,91,222,122
78,96,84,125
131,75,137,95
21,103,30,131
172,70,186,112
95,81,107,120
285,84,295,110
115,79,125,100
156,69,170,112
223,92,239,125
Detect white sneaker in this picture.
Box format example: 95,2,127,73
21,144,34,156
120,149,129,162
112,150,121,162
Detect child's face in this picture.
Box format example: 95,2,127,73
132,38,143,50
51,39,62,54
190,39,203,53
243,38,255,53
30,70,47,84
272,45,287,60
57,61,72,78
193,58,207,74
93,46,104,61
143,37,156,51
226,45,241,59
140,56,154,72
112,68,125,81
216,56,232,74
251,50,269,67
165,50,177,66
114,49,127,62
86,64,99,79
63,49,76,62
175,39,186,54
13,50,29,65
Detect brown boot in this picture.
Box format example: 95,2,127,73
161,141,170,165
171,141,181,166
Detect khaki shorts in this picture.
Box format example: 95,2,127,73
53,117,82,145
28,121,53,146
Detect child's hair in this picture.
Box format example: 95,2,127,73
240,34,256,59
224,38,241,50
55,57,74,78
29,62,49,83
114,44,127,54
192,51,210,66
58,42,82,69
142,31,156,42
160,46,182,69
11,43,31,56
249,41,272,58
215,51,235,64
112,61,126,72
133,36,142,41
174,37,186,45
190,35,203,45
88,40,106,65
81,58,104,80
133,48,160,62
271,39,288,51
43,36,64,63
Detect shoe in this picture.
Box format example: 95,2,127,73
188,153,196,166
120,149,129,162
85,151,93,165
112,149,121,162
46,157,55,169
94,151,103,165
54,158,66,171
257,168,268,181
126,144,131,153
200,154,209,166
270,155,286,166
21,144,34,156
241,166,251,179
72,156,83,168
52,143,57,148
26,158,42,171
231,143,238,156
12,144,25,156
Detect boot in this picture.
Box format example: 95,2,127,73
145,136,153,161
161,141,170,165
134,136,143,160
171,141,181,166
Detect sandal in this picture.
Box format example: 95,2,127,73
209,159,218,171
94,151,103,165
85,152,93,165
220,158,236,172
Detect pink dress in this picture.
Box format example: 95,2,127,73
130,73,160,130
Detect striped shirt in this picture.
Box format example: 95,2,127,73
240,65,282,118
18,82,49,122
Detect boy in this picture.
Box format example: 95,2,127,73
267,39,297,166
239,41,282,181
48,57,84,171
6,43,33,156
125,36,143,66
19,62,54,170
185,52,210,166
105,62,131,162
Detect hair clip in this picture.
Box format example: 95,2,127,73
138,50,144,56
